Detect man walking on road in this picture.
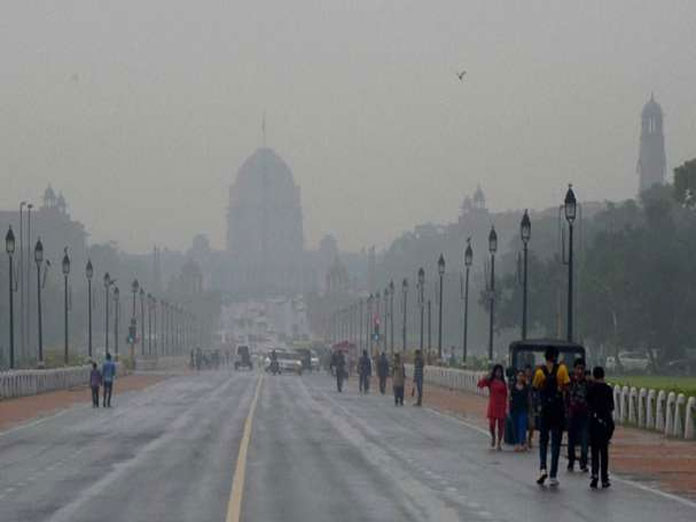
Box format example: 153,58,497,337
358,350,372,394
89,362,102,408
533,346,570,487
102,353,116,408
392,353,406,406
335,350,346,393
377,352,389,394
413,349,425,406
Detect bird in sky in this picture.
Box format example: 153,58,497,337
456,70,467,82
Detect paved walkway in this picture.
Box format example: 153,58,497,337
418,379,696,500
0,373,167,432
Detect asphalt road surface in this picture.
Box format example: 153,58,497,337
1,371,695,522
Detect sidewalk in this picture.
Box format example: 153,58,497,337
0,373,168,432
418,380,696,500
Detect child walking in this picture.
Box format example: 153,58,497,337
510,370,530,452
89,362,102,408
478,364,508,450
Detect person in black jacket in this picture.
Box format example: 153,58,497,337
358,350,372,394
377,352,389,394
587,366,615,489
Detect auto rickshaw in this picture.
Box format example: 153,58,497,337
504,339,586,444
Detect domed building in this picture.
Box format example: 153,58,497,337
226,148,304,296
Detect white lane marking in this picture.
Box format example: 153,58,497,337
426,406,696,510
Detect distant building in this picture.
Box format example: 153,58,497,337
225,148,304,296
637,94,666,193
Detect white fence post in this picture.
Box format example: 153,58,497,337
638,388,647,428
686,397,696,440
665,392,676,436
656,390,666,432
628,387,638,424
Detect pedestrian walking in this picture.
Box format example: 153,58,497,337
392,353,406,406
102,353,117,408
478,364,507,450
358,350,372,394
533,346,570,487
510,370,530,452
89,362,102,408
588,366,614,489
567,358,590,472
377,352,389,394
413,349,425,406
525,365,537,448
334,350,346,393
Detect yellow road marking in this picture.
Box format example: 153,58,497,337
226,374,264,522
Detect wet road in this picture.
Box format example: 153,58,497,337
1,371,695,522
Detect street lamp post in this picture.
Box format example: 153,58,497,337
389,280,394,355
488,227,498,361
367,294,373,353
113,287,120,359
417,268,425,356
427,299,432,355
358,298,363,353
463,239,473,363
437,254,445,361
6,226,15,369
520,210,531,340
401,278,408,352
104,273,111,355
86,260,93,358
383,287,389,354
147,294,153,356
564,185,577,342
34,239,44,367
140,288,145,356
62,248,70,365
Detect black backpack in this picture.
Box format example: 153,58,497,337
540,364,564,418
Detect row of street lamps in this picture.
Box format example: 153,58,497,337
329,185,578,362
4,232,198,369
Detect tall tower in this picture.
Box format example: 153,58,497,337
637,93,666,193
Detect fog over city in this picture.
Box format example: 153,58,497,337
1,1,695,252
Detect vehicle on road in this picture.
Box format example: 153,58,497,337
507,339,586,374
234,345,253,371
295,348,320,372
264,350,303,375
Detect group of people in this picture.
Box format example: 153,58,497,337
88,353,117,408
333,348,426,407
478,346,615,490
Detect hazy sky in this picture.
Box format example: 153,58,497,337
1,1,694,253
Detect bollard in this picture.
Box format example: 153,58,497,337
664,392,676,436
613,386,622,422
674,394,686,438
628,387,638,424
638,388,647,428
656,390,666,431
620,386,629,424
686,397,696,440
647,389,657,429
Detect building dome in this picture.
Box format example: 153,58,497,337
233,147,296,197
226,147,304,296
642,93,663,118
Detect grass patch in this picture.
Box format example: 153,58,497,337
607,375,696,397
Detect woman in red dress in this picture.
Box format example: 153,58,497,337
478,364,508,450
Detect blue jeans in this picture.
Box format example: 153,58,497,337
567,413,589,468
414,377,423,404
513,411,528,445
539,416,563,477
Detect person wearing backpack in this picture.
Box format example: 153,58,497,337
532,346,570,487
